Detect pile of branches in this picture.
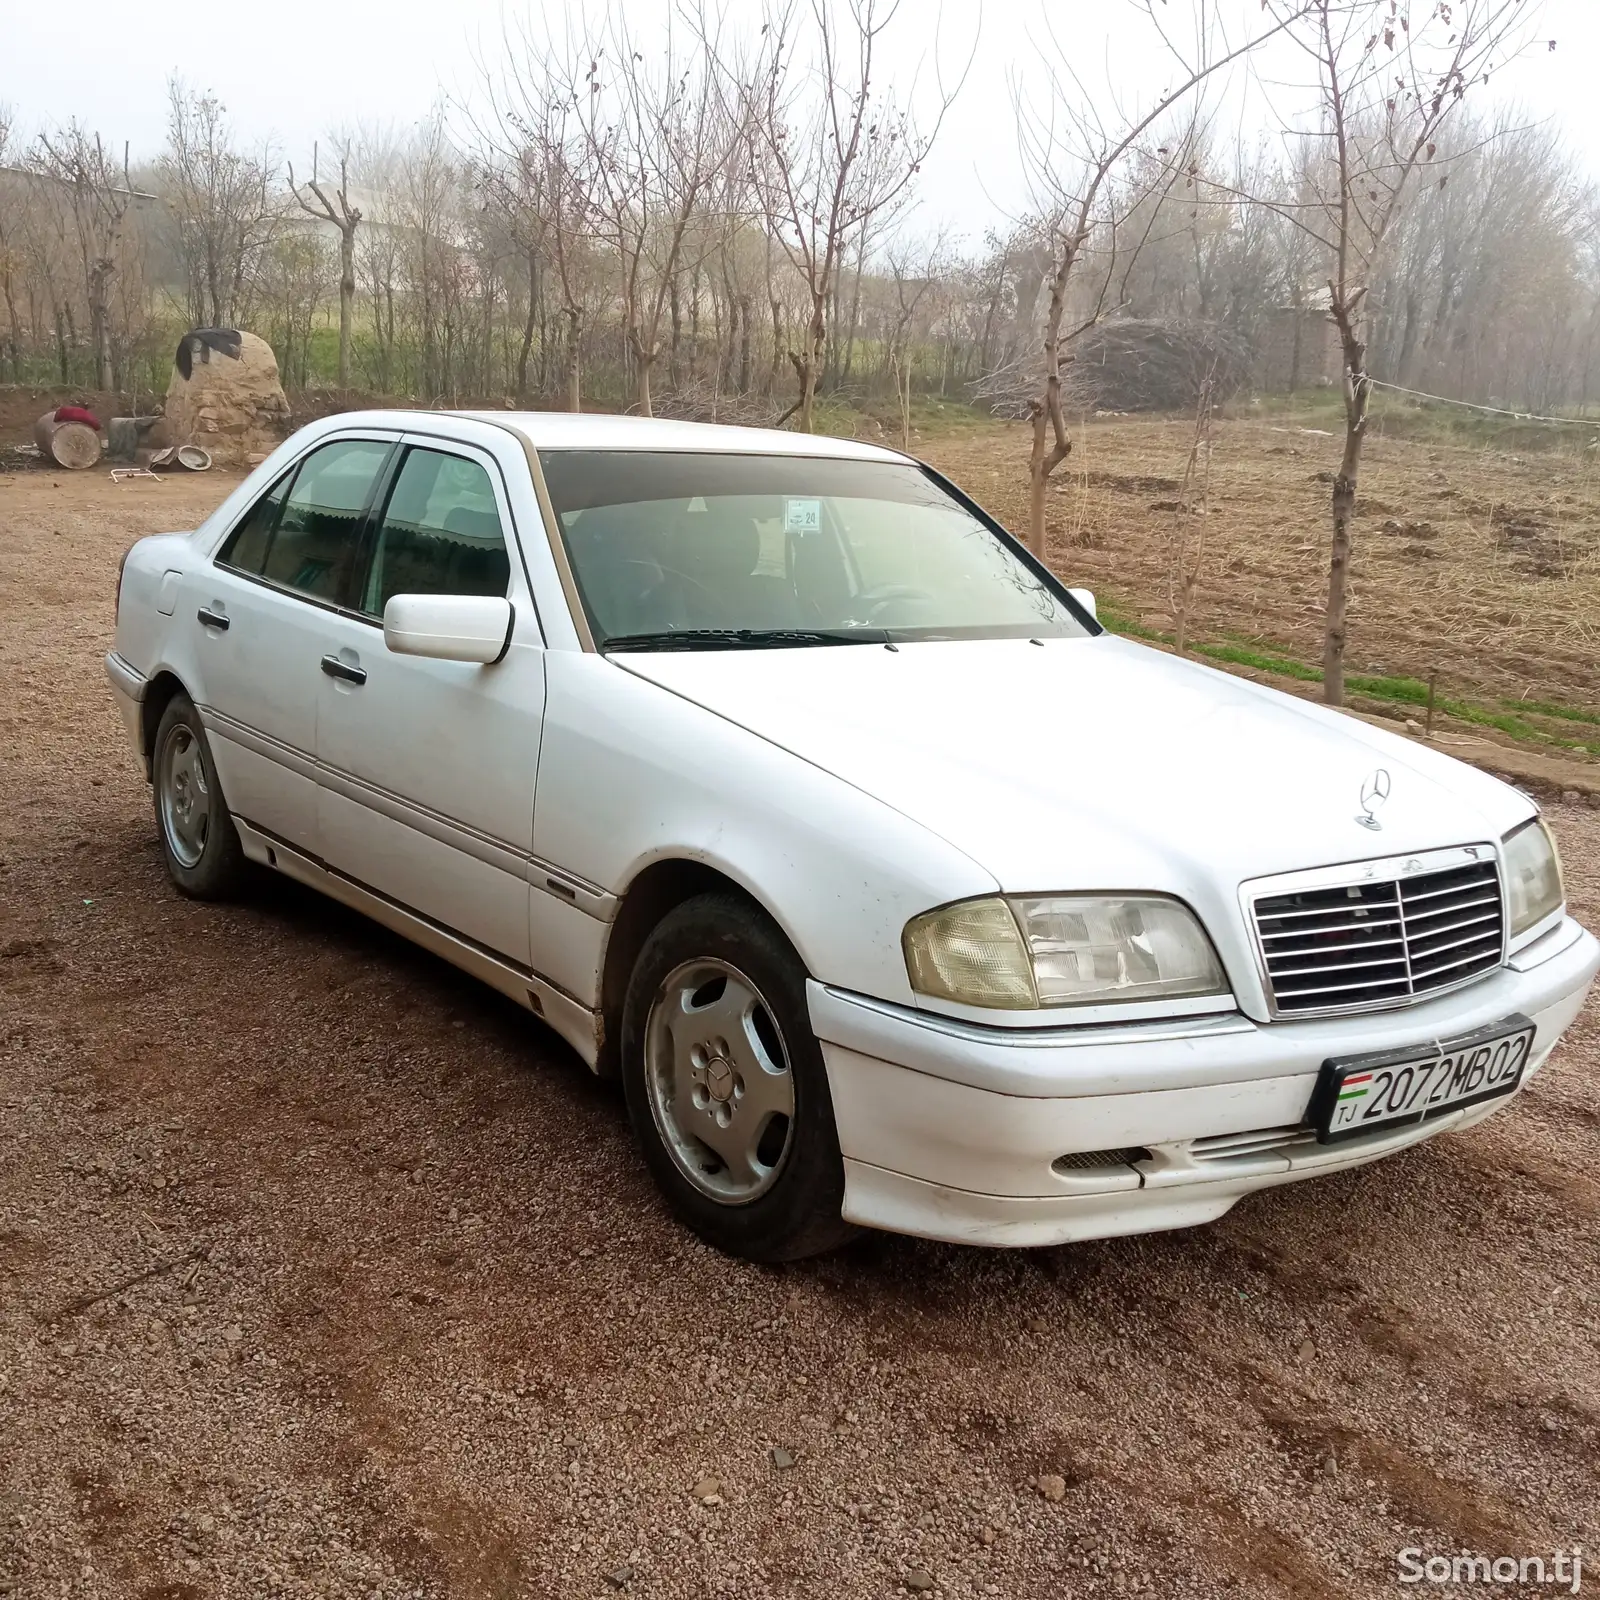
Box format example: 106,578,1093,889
645,378,784,429
974,317,1254,417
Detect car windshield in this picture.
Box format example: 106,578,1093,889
537,450,1095,649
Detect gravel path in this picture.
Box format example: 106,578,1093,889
2,470,1596,1599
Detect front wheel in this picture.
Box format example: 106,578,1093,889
620,893,857,1262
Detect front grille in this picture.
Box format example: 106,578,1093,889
1252,858,1503,1016
1188,1125,1315,1163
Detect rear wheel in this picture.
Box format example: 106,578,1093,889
152,693,246,899
621,893,857,1261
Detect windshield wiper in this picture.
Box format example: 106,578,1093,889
602,627,887,652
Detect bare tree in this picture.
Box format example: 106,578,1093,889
28,122,137,389
10,4,1589,430
742,0,961,432
160,81,282,328
260,228,330,387
579,16,731,416
1253,0,1539,705
0,106,24,379
289,137,361,387
884,233,946,446
1013,3,1304,559
1169,372,1218,654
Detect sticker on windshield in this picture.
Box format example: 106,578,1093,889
784,497,822,536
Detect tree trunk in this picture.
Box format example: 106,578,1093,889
688,267,701,386
768,295,783,397
1028,404,1051,559
537,278,550,395
1027,243,1076,557
719,291,736,395
842,227,868,382
1323,296,1371,709
564,305,583,412
1394,289,1421,389
978,248,1009,374
669,277,682,390
2,275,20,381
380,281,395,392
737,296,752,394
719,265,738,393
797,294,827,433
2,278,19,380
631,327,655,417
516,248,538,404
337,227,356,389
1288,288,1304,394
893,349,911,449
88,264,112,391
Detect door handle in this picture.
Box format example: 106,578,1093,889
197,606,230,631
320,654,367,686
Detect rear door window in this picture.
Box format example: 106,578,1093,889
219,469,290,574
221,438,391,606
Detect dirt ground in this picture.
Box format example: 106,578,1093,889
923,413,1600,741
1,466,1598,1600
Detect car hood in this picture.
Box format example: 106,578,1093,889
614,634,1532,896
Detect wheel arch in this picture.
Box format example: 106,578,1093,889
140,670,191,777
596,858,793,1081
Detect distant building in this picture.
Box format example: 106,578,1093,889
1257,296,1341,392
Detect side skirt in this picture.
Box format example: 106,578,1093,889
233,817,601,1068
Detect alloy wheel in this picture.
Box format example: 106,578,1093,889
157,721,212,869
643,958,796,1204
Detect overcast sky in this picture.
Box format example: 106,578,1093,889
4,0,1595,239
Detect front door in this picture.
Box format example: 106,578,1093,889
187,434,396,852
313,439,545,966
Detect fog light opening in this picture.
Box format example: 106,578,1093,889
1051,1147,1150,1175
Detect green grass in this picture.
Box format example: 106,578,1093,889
1094,606,1596,755
1192,641,1320,682
1246,385,1600,454
1503,697,1600,729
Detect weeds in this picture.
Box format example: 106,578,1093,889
1094,609,1595,754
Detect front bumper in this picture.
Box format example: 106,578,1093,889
810,918,1599,1247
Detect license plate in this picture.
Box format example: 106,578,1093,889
1309,1014,1535,1144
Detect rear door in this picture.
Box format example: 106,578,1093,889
313,436,546,966
188,433,396,851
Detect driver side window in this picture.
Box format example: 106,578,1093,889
358,447,511,618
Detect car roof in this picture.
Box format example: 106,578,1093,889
450,409,910,461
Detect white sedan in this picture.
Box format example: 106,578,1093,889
107,410,1599,1259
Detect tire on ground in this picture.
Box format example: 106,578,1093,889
151,691,248,900
620,891,857,1262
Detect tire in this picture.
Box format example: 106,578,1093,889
620,892,858,1262
151,692,247,900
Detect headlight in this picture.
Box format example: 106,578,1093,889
903,894,1228,1010
1503,818,1563,938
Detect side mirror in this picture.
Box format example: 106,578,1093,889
383,593,514,664
1067,586,1098,622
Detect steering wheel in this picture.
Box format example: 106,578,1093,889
609,558,721,629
